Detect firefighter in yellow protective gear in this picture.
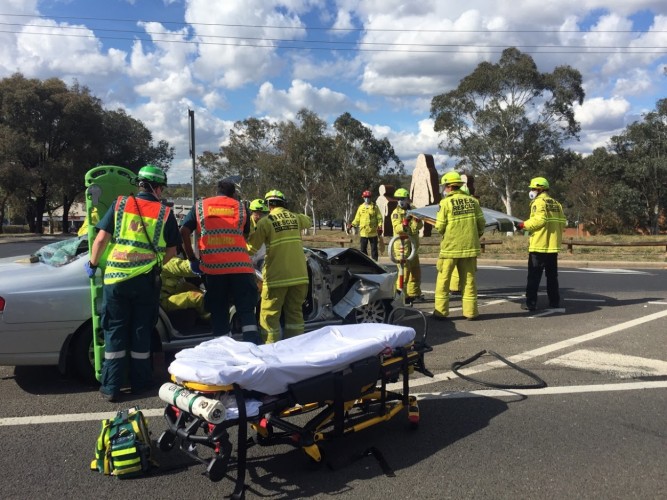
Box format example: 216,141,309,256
514,177,566,311
390,188,423,302
349,190,383,261
450,184,473,292
77,207,99,237
160,256,210,322
249,198,270,232
433,171,485,320
247,190,312,343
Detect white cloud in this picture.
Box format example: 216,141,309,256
574,96,630,130
254,80,353,120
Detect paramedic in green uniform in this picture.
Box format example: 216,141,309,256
86,165,181,402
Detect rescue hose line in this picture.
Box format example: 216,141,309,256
451,350,547,390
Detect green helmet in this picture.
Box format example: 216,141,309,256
394,188,409,199
137,165,167,185
265,189,286,202
249,198,269,212
529,177,549,190
440,171,464,186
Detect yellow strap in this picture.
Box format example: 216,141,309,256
113,457,141,467
111,447,138,457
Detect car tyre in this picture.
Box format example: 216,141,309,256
72,323,96,384
344,299,392,324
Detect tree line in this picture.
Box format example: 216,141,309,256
1,47,664,235
0,73,172,233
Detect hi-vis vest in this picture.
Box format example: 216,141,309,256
196,196,254,275
104,196,169,284
523,192,566,253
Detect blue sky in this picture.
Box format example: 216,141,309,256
1,0,665,183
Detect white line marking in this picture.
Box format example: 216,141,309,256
564,298,605,303
529,308,566,318
414,380,667,400
396,307,667,390
648,301,667,305
2,381,666,427
545,350,667,378
560,268,650,275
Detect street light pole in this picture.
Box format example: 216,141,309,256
188,109,197,205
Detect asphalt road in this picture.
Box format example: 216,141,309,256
1,239,666,499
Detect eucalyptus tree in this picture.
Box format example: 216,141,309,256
430,47,584,215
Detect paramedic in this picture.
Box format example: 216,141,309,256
180,180,260,343
349,190,383,261
433,171,485,320
85,165,180,402
390,188,424,303
247,190,312,343
514,177,566,311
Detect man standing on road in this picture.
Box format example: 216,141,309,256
180,180,260,343
349,190,383,261
433,171,485,320
514,177,566,311
85,165,180,402
247,190,311,343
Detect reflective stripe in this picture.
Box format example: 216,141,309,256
113,457,141,467
130,351,150,359
105,351,126,360
112,447,138,457
241,325,259,333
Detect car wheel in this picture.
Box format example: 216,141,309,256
72,324,96,384
345,299,391,324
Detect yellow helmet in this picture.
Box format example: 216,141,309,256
394,188,409,199
440,171,464,186
529,177,550,190
265,190,286,202
249,198,269,212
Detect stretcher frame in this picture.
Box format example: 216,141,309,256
158,308,432,499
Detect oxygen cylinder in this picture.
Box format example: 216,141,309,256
158,383,227,424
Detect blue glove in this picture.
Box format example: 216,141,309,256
84,260,98,278
189,259,202,275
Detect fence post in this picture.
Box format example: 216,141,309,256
568,237,574,254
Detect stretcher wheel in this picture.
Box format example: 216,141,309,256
255,418,274,445
206,456,228,482
408,396,420,429
157,430,177,452
303,445,325,470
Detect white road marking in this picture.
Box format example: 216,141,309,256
2,381,666,427
545,349,667,378
561,268,650,275
648,301,667,305
564,298,605,302
414,380,667,400
529,308,566,317
396,307,667,390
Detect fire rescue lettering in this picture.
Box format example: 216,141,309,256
270,212,299,232
451,197,476,216
111,249,156,262
208,206,235,216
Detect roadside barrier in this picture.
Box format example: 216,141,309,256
563,238,667,255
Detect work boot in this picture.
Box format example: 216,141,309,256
99,388,120,403
521,303,536,312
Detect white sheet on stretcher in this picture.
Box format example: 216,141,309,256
169,323,416,396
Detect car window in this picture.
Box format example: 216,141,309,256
34,236,88,267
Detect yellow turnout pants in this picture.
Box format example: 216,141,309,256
434,257,478,319
259,284,308,343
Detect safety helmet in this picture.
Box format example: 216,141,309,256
249,198,269,212
265,189,286,202
137,164,167,185
440,171,464,186
394,188,409,199
529,177,550,190
362,190,372,198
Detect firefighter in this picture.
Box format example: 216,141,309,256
160,256,210,322
179,180,260,343
247,190,312,343
249,198,270,232
514,177,566,311
85,165,181,402
349,189,383,261
433,171,485,320
390,188,424,302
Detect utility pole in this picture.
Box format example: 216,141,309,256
188,109,197,205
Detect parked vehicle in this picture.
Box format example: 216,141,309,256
0,237,396,382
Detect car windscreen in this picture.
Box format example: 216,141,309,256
34,236,88,267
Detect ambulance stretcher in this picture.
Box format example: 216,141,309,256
157,310,432,499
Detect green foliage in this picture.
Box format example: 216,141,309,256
430,47,584,216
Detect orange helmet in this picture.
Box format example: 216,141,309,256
362,190,372,198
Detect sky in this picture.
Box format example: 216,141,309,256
0,0,665,184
